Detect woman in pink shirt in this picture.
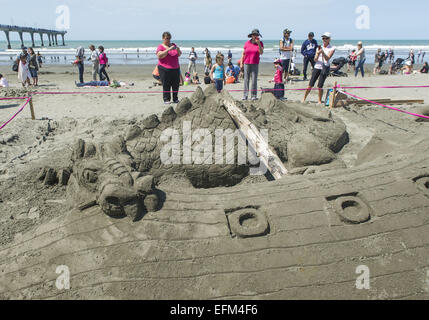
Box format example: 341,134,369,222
98,46,110,82
156,31,182,104
240,29,264,101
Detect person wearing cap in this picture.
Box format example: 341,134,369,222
352,41,366,77
300,32,318,81
302,32,335,105
402,60,413,75
240,29,264,101
269,59,285,100
279,29,294,81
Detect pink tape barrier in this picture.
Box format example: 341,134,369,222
32,88,319,95
338,85,429,90
0,97,32,130
341,90,429,120
29,84,429,96
0,96,30,101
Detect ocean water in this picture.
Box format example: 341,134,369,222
1,40,429,66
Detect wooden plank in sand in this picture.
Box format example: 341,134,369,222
29,97,36,120
222,98,288,180
351,99,424,105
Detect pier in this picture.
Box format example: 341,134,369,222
0,24,67,49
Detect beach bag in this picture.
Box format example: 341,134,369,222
226,76,235,84
12,62,19,72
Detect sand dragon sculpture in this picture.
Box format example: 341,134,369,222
39,86,349,220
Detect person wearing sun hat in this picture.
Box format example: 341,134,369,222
279,28,294,81
302,32,336,104
240,28,264,101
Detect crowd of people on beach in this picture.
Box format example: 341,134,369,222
153,29,339,105
72,45,111,86
6,46,44,88
152,30,429,105
2,32,428,106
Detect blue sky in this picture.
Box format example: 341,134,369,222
0,0,427,40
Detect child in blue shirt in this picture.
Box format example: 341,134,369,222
210,53,225,92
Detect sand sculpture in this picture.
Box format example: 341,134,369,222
36,86,350,220
2,84,429,300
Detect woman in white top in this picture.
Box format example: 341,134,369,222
353,41,366,77
302,32,335,104
18,55,32,87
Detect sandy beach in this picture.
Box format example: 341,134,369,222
0,62,427,119
1,61,429,299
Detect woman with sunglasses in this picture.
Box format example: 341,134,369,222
302,32,335,105
156,31,182,104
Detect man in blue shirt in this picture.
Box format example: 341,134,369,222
301,32,318,81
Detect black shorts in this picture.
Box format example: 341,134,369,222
281,59,291,73
309,68,328,89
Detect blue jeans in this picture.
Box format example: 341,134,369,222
99,64,110,82
76,81,109,87
77,62,84,83
303,56,315,79
29,68,38,78
215,79,223,92
355,59,366,77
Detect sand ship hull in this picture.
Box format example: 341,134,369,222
1,137,429,300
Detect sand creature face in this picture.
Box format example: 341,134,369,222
67,136,158,221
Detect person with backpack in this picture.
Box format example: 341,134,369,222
13,47,28,72
301,32,317,81
279,29,294,81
